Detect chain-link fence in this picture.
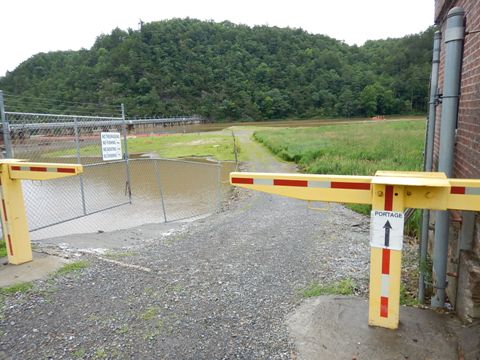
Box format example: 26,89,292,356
0,92,226,240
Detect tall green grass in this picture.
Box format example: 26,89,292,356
253,120,425,236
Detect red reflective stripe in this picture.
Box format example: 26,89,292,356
380,296,389,318
231,177,253,184
331,182,371,190
384,185,394,211
7,235,13,256
11,166,20,171
57,168,76,173
273,179,308,187
450,186,465,194
2,199,7,222
29,167,47,172
382,248,390,275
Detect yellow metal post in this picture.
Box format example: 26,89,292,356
0,165,32,264
0,160,83,265
368,183,404,329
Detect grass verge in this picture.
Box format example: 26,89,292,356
0,282,33,295
301,279,355,298
253,119,425,236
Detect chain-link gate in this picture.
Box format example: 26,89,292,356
2,109,132,231
0,91,224,240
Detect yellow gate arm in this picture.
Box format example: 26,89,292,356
230,171,480,211
0,159,83,265
230,170,480,329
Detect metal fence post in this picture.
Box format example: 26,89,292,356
74,117,87,215
121,104,132,203
153,160,168,222
0,91,13,158
216,161,222,212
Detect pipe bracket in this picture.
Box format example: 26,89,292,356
445,27,465,42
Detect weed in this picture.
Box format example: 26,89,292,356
0,282,33,295
140,307,158,321
72,348,86,358
143,320,164,341
103,250,137,260
0,240,6,258
302,278,355,298
166,284,184,294
419,256,433,287
55,260,89,276
0,282,34,320
143,286,155,296
93,347,107,359
116,324,129,334
400,283,417,306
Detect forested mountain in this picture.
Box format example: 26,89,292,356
0,19,435,120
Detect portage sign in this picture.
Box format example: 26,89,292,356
370,210,404,251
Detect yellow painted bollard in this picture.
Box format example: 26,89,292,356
0,160,83,265
230,170,480,330
368,183,404,329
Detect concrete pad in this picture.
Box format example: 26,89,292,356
287,296,459,360
33,221,184,252
0,252,69,287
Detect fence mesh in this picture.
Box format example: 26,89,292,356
0,93,226,241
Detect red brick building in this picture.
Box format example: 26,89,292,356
434,0,480,321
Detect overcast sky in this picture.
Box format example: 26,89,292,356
1,0,433,77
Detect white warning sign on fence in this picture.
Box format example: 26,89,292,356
370,210,404,250
101,132,122,161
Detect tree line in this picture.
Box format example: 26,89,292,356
0,19,435,120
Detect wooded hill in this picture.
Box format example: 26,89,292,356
0,19,435,120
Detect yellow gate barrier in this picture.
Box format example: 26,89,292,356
230,170,480,329
0,159,83,265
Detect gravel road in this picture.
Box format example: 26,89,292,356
0,129,373,359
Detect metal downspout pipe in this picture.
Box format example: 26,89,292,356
419,31,441,304
431,7,465,308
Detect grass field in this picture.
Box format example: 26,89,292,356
253,120,425,175
50,133,243,161
253,119,425,236
127,133,243,161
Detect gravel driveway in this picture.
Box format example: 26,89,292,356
0,129,372,359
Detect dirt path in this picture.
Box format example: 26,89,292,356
0,130,372,359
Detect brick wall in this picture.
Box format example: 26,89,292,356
434,0,480,321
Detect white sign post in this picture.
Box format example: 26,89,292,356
101,132,122,161
370,210,404,250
